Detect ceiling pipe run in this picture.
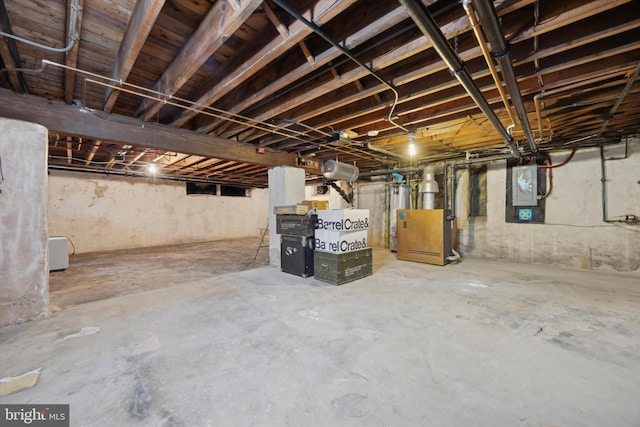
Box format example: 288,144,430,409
531,68,635,141
598,61,640,136
462,0,516,128
470,0,537,153
0,0,80,53
367,142,408,160
272,0,410,134
398,0,521,158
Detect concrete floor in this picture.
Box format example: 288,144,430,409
1,239,639,426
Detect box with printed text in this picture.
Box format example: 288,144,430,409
316,209,370,232
314,229,368,254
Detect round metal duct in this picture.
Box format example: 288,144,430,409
322,159,359,182
419,166,439,209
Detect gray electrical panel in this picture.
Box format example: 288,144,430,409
511,165,538,206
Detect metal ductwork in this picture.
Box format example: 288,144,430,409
470,0,537,153
419,166,439,209
398,0,521,158
322,159,360,182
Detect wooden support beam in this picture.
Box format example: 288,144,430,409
299,40,314,65
0,0,28,93
137,0,263,121
86,140,101,165
264,0,318,70
511,0,632,42
217,5,640,144
104,0,165,113
164,155,207,174
194,3,421,133
156,153,190,168
66,137,73,164
63,0,84,104
521,18,640,66
354,79,381,104
123,150,147,169
0,88,298,169
171,0,358,128
262,1,289,38
165,156,219,175
329,62,339,80
0,37,21,92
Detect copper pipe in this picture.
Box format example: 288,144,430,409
463,0,517,128
85,79,309,142
599,61,640,136
533,67,634,140
470,0,537,153
534,94,544,139
399,0,520,157
16,59,319,142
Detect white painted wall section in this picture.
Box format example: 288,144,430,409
48,171,269,253
458,142,640,274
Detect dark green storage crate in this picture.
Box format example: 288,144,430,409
313,248,372,285
276,214,318,237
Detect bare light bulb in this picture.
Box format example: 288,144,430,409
147,164,158,175
408,131,416,156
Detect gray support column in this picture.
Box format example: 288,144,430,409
0,118,49,326
267,166,305,266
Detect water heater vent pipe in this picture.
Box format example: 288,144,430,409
420,166,439,209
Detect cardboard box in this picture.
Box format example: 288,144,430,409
314,229,368,254
316,209,370,232
302,200,329,210
274,204,308,215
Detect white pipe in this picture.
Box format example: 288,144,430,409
0,0,80,53
4,60,322,142
446,248,461,263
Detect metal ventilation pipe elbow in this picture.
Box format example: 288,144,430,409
398,0,520,158
470,0,537,153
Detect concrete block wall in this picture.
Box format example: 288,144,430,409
48,171,269,253
0,118,49,326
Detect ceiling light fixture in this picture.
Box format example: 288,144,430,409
408,131,416,156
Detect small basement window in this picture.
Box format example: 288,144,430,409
220,185,248,197
186,182,217,195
